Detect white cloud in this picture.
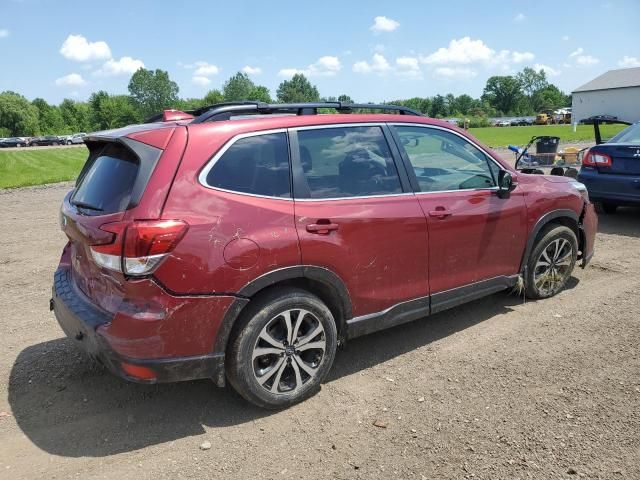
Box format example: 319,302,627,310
60,34,111,62
396,56,422,79
242,65,262,75
278,55,342,77
569,48,599,66
192,76,211,86
55,73,86,87
421,37,496,64
569,47,584,57
96,56,145,76
534,63,561,77
0,29,9,39
353,53,391,74
371,16,400,33
618,56,640,68
433,67,477,78
193,61,219,77
514,13,526,22
562,35,570,41
512,51,535,63
420,37,534,74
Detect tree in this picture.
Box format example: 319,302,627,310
429,95,448,117
337,94,353,103
249,85,272,103
481,76,523,115
60,99,91,133
128,68,179,119
0,91,40,136
516,67,549,113
276,74,320,103
32,98,66,134
222,72,272,102
533,84,569,111
203,89,224,105
89,91,140,130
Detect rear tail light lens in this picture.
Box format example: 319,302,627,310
90,220,188,276
582,149,612,167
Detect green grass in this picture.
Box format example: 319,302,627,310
468,124,627,148
0,146,87,189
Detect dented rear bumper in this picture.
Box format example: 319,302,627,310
51,266,230,385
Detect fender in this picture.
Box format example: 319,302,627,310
519,209,580,272
212,265,352,355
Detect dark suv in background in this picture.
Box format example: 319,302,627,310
51,102,597,408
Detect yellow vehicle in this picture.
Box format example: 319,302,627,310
535,112,553,125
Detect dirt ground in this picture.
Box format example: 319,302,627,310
0,182,639,480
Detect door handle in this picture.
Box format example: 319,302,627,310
306,222,339,235
428,208,452,219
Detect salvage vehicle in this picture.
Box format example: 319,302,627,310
51,102,597,408
0,137,28,148
30,135,62,146
577,118,639,213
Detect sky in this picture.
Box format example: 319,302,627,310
1,0,639,104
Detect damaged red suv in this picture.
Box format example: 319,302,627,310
51,102,597,408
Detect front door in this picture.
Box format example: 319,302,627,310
390,124,527,296
291,124,429,318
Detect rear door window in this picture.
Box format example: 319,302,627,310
296,126,402,199
72,143,139,214
204,132,291,198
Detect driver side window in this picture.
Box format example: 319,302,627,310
393,126,498,193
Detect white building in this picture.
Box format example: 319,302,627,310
572,67,640,123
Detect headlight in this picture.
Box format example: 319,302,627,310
570,181,589,202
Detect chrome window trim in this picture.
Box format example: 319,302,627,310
389,122,508,193
198,128,292,201
295,192,414,202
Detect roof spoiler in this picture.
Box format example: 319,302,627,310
144,109,195,124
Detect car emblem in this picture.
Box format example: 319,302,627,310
634,149,640,158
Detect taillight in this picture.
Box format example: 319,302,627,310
90,220,188,276
582,149,612,167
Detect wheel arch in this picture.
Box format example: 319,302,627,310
519,209,580,272
213,266,352,355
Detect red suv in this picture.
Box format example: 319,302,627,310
51,102,597,408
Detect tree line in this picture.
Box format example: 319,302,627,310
0,66,570,137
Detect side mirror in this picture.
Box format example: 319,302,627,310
497,170,515,198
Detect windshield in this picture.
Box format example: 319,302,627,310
609,123,640,144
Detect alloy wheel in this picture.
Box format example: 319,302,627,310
251,309,326,395
533,238,573,296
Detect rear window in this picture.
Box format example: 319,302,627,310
204,132,291,198
72,143,139,215
609,123,640,144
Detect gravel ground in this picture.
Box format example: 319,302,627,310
0,182,639,480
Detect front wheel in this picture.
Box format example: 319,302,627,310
226,288,338,409
525,225,578,299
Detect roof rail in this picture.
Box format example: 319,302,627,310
189,101,423,124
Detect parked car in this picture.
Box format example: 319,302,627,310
0,137,29,148
579,115,618,125
30,135,62,146
51,102,597,408
578,121,640,213
495,119,511,127
62,133,86,145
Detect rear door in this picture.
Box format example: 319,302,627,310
390,124,527,300
291,124,429,318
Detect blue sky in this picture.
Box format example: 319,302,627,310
1,0,639,104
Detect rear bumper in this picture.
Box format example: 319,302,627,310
51,267,225,385
578,169,640,205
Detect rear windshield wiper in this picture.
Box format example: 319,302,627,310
71,200,104,212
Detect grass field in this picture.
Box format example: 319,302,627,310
469,123,627,148
0,147,87,189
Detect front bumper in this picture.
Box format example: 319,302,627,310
51,267,225,385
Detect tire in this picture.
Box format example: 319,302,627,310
596,202,618,214
525,225,578,300
67,141,72,145
52,142,59,146
226,288,338,409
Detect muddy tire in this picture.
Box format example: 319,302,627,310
525,225,578,300
226,288,337,409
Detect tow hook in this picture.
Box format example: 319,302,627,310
49,298,54,311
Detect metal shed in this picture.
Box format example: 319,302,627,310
572,67,640,123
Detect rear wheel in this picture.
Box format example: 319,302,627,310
226,288,338,409
525,225,577,299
